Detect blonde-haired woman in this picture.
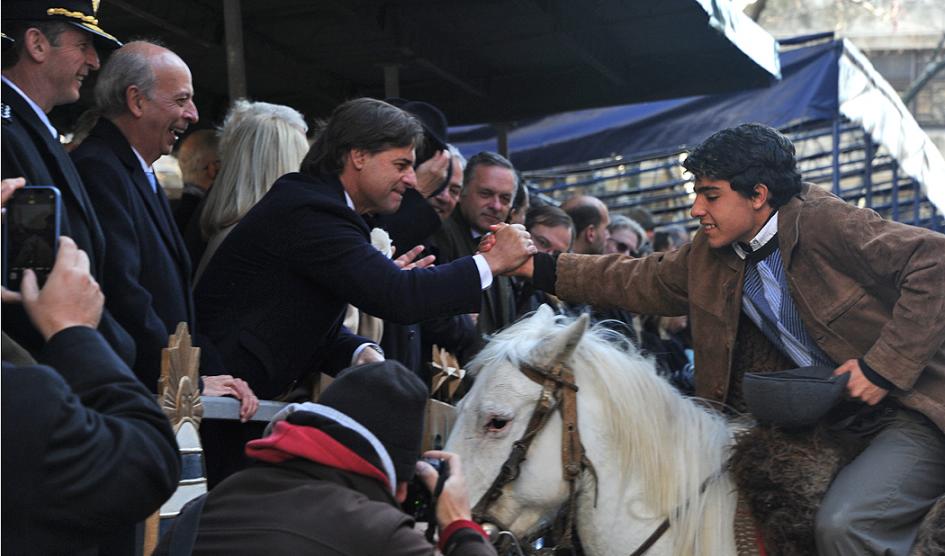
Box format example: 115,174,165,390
194,100,309,283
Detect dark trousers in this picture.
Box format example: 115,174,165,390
815,405,945,555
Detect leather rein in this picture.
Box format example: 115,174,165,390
471,358,597,554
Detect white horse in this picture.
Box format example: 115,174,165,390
446,306,742,555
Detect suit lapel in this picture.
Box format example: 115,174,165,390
139,170,188,268
95,120,190,273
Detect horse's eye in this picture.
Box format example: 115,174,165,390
486,417,509,432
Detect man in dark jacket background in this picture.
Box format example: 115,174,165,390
159,361,496,556
70,40,257,417
429,151,521,337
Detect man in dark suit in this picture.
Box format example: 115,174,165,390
1,225,179,554
195,98,535,400
1,1,135,365
366,99,452,250
377,141,481,376
430,151,520,336
71,41,256,414
70,40,196,393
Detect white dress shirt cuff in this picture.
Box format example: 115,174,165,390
473,254,493,290
351,343,383,365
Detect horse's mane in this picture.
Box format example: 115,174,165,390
469,309,737,554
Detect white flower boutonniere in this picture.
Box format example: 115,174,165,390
370,227,394,259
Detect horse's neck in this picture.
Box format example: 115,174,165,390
575,458,677,555
574,377,739,556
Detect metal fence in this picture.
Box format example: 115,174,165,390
524,118,944,233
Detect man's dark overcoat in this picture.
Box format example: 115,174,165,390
71,118,195,391
194,172,481,399
1,83,135,364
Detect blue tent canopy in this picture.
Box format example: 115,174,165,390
451,40,840,171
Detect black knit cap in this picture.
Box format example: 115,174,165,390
317,360,428,482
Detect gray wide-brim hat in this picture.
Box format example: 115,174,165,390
742,366,849,429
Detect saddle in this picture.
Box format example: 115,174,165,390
726,316,862,556
730,423,862,556
725,317,945,556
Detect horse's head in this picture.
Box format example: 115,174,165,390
446,306,592,540
449,307,741,555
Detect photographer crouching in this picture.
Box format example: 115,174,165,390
155,360,495,556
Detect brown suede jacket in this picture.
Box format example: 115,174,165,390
552,185,945,432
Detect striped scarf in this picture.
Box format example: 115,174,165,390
741,239,834,368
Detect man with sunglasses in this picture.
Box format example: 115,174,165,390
606,214,647,257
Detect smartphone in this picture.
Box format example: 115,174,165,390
2,185,62,291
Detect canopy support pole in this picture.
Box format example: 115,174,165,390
831,118,841,195
496,123,509,158
863,130,874,208
223,0,248,101
384,65,400,99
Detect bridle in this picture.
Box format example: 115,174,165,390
469,354,688,556
471,356,597,554
464,312,736,555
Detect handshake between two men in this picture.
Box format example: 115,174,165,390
476,223,536,279
387,222,536,284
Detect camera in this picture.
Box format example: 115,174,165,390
402,457,450,525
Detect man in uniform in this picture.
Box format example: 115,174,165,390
1,0,134,364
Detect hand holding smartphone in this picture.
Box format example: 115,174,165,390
2,185,62,291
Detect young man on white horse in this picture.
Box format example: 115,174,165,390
506,123,945,555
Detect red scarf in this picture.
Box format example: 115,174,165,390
246,421,391,491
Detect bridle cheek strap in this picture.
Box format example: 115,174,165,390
472,359,597,553
471,365,558,521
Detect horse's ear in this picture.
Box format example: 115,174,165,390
531,313,589,367
535,304,556,319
